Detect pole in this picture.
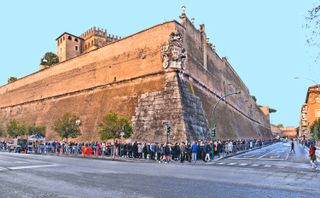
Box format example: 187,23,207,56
211,91,240,159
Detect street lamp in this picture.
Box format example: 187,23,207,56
210,91,241,159
294,77,319,89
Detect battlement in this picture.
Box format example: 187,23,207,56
107,33,121,43
80,26,107,40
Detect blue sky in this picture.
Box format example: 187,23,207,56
0,0,318,127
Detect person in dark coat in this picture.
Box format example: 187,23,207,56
132,142,138,158
180,142,186,163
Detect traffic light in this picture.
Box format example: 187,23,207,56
166,126,171,136
212,128,216,137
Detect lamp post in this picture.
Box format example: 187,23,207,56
294,77,319,89
210,91,241,159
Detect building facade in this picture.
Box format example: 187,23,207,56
299,85,320,137
0,9,273,142
56,27,121,62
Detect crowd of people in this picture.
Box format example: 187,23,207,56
0,139,272,163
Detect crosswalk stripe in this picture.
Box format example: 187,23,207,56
239,163,248,166
251,164,260,167
264,165,272,168
217,162,225,165
8,164,59,170
227,163,236,166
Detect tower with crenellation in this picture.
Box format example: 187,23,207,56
80,27,107,54
56,26,120,62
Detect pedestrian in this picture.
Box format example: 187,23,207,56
309,144,317,169
180,142,186,163
205,141,211,162
191,141,197,162
290,139,295,153
164,143,171,163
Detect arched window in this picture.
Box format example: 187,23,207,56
91,40,94,46
68,36,72,40
75,38,78,42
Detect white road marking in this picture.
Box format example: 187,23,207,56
239,163,248,166
0,167,7,171
227,163,236,166
258,147,279,159
8,164,59,170
251,164,260,167
217,162,225,165
264,165,272,168
13,161,28,164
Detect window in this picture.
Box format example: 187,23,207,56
68,36,72,40
315,109,320,118
75,46,79,51
75,38,78,42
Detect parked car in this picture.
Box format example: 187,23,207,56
8,138,27,153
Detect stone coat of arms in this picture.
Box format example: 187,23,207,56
161,32,186,70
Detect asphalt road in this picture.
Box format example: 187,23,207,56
0,142,319,198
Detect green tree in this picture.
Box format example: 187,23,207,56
98,112,133,141
310,119,320,141
40,52,59,66
52,112,81,141
7,76,18,84
6,119,27,138
0,124,6,137
28,124,46,137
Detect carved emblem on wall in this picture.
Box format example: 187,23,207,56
161,32,186,70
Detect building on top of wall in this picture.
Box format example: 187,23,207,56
56,27,121,62
299,85,320,138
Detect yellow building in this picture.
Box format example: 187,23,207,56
56,27,121,62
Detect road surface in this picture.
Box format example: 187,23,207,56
0,141,318,198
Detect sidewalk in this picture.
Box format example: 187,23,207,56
0,143,275,165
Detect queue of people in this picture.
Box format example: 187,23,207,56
0,139,272,163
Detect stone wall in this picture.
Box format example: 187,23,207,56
175,16,272,140
132,72,187,143
0,73,166,141
0,21,178,141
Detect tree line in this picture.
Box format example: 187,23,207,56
0,112,133,142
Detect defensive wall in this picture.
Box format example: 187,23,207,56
0,16,272,142
176,16,272,140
